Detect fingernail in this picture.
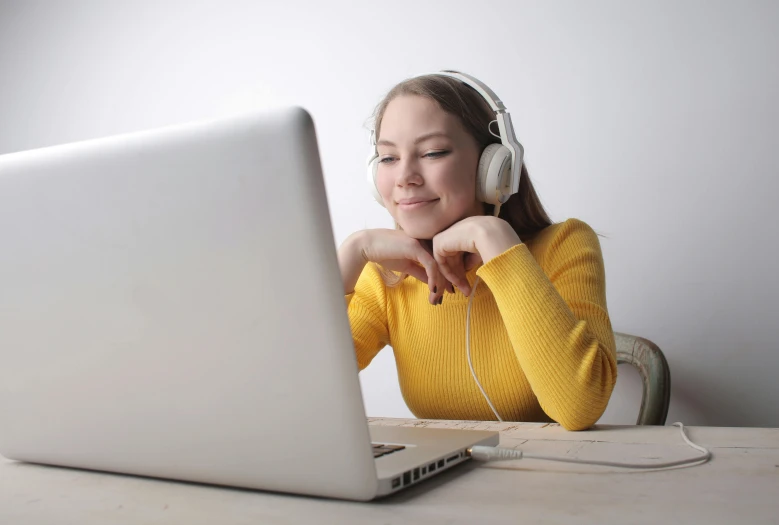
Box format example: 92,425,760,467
433,286,437,294
438,296,444,305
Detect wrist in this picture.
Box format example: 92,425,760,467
338,231,371,295
342,230,371,263
474,216,522,263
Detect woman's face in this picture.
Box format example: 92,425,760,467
375,95,483,239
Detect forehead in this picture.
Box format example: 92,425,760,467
379,95,461,139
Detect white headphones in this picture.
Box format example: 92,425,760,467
366,71,524,208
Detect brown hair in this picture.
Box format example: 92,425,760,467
371,71,554,285
372,71,553,240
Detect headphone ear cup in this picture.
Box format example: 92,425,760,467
367,156,385,207
477,144,512,205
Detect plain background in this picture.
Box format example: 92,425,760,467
1,0,777,426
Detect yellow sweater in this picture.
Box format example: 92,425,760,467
345,218,617,430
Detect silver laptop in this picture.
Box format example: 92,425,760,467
0,107,498,501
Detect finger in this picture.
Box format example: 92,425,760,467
428,264,446,305
402,262,429,285
411,240,452,304
435,271,452,304
431,233,470,293
426,259,452,305
448,254,470,295
435,252,470,296
412,246,442,305
433,256,460,296
432,255,456,299
439,260,454,301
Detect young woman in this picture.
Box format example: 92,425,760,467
338,71,617,430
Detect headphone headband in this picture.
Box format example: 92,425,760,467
435,71,507,112
434,71,523,196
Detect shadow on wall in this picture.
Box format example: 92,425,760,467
605,355,775,428
598,363,642,425
668,359,773,428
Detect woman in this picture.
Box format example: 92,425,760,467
338,71,617,430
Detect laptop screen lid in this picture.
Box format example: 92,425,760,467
0,107,380,500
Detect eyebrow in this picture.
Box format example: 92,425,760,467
376,132,451,147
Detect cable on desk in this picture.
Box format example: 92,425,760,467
467,422,712,470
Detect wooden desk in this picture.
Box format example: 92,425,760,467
2,418,777,524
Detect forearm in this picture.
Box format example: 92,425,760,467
478,244,617,430
473,216,522,264
338,231,369,295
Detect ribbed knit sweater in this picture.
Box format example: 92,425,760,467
345,218,617,430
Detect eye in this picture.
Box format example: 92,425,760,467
378,156,396,164
424,150,450,158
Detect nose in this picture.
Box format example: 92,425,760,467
396,157,423,188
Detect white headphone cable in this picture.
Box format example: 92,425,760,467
467,422,712,470
466,205,504,421
466,276,503,422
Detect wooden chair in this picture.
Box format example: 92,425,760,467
614,332,671,425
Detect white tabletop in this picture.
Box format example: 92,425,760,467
2,418,778,525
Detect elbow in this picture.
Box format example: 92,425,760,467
561,422,591,431
556,412,603,431
552,379,615,431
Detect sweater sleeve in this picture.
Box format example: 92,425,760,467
345,263,390,371
476,219,617,430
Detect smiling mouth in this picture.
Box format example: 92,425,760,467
397,199,439,210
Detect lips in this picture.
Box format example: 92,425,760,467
396,197,439,209
395,197,438,206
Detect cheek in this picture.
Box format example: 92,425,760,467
376,167,394,203
454,173,477,200
437,164,477,203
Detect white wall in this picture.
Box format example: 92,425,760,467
1,0,777,427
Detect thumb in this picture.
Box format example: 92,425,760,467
464,252,483,271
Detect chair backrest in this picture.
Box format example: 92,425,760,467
614,332,671,425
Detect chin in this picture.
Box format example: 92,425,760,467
396,220,446,240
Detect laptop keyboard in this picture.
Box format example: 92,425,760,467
372,443,406,458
